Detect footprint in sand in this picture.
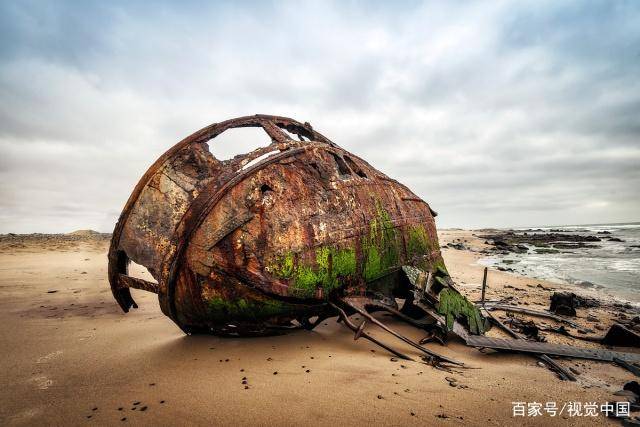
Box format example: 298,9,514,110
36,350,63,363
29,375,53,390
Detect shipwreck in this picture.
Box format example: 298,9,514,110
108,114,640,374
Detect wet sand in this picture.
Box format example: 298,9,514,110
0,230,637,426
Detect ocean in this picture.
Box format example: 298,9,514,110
478,223,640,303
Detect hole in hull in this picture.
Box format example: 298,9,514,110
344,156,368,178
128,260,159,284
208,127,272,160
330,153,352,178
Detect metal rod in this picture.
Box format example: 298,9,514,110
481,267,488,306
329,302,413,361
340,297,463,366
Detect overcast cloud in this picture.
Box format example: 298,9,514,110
1,0,639,233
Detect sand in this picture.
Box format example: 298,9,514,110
0,230,637,426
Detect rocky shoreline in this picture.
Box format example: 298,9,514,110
442,228,640,302
479,230,604,253
439,228,640,333
444,228,631,255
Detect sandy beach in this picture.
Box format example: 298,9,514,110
1,230,637,426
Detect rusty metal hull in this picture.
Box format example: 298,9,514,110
108,115,444,335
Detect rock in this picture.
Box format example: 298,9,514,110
550,292,579,316
614,390,638,398
446,242,466,250
608,237,624,242
555,305,577,317
479,231,601,255
549,292,600,316
518,320,541,341
535,248,560,254
552,242,600,249
602,324,640,347
624,381,640,397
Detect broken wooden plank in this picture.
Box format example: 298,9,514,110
613,357,640,377
462,334,640,363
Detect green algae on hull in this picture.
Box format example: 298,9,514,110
406,224,446,272
269,201,448,297
407,225,431,258
271,246,357,298
437,288,486,334
361,201,400,281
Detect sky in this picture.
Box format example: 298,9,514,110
1,0,639,233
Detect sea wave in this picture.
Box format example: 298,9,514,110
481,222,640,302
